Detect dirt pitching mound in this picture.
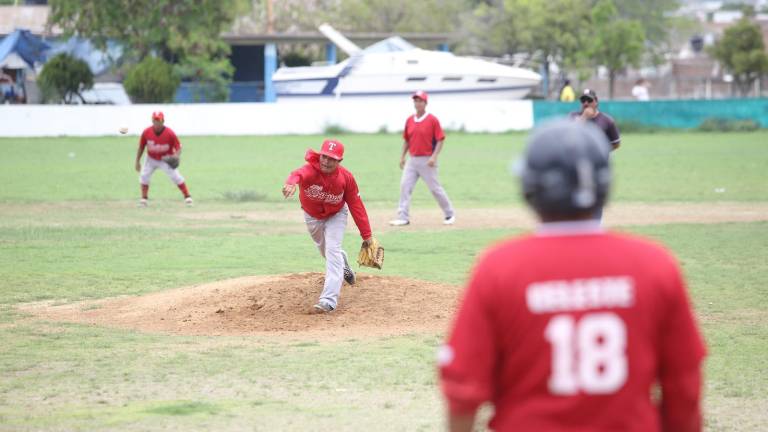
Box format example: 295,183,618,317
21,273,461,338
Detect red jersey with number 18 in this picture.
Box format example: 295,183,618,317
440,222,706,432
139,126,181,160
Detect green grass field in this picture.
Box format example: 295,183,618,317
1,131,767,431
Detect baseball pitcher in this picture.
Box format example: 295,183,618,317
282,139,374,313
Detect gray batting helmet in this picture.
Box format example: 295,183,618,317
521,119,611,216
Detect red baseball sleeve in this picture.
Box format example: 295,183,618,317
440,257,497,414
433,116,446,142
285,164,312,185
658,258,706,432
402,118,410,141
170,129,181,153
344,172,372,240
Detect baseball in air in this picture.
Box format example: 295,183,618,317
119,127,129,134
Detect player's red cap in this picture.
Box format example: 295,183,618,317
151,111,164,121
412,90,428,102
319,139,344,161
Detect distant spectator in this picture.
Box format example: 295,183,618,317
631,79,650,101
0,72,15,104
559,79,575,102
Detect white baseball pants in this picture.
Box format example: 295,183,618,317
304,205,349,309
397,156,454,221
140,157,185,185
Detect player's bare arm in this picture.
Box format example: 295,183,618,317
134,146,144,172
282,183,296,198
449,413,475,432
428,139,445,167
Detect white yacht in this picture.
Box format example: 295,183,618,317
273,24,541,101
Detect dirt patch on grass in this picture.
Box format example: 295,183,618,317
3,202,767,232
19,273,461,338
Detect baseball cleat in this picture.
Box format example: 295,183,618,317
138,198,148,207
443,215,456,225
312,302,335,314
389,219,410,226
184,196,193,206
341,250,355,285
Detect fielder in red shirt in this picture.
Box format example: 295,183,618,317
282,139,374,313
134,111,192,207
439,119,706,432
389,90,455,226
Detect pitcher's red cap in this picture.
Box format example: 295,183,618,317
319,139,344,160
151,111,164,121
412,90,428,102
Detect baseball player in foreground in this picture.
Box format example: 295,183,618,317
282,139,374,313
389,90,455,226
439,119,706,432
134,111,192,207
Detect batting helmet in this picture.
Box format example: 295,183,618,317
521,119,611,216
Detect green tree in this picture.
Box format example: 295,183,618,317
587,0,645,98
123,57,180,103
710,18,768,97
460,0,591,97
611,0,680,64
49,0,246,102
38,53,94,104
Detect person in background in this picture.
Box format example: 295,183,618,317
632,78,651,101
559,79,575,102
389,90,456,226
135,111,193,207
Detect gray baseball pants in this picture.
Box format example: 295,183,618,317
304,205,349,309
397,156,454,221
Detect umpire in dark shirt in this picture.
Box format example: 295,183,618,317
570,89,621,151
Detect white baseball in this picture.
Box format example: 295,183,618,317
119,127,128,134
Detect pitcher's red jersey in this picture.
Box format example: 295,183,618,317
286,149,372,240
440,222,706,432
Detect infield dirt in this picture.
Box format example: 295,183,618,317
20,273,461,338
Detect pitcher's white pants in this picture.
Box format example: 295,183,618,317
304,205,349,309
397,156,454,221
140,157,185,185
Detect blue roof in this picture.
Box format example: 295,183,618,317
0,29,50,69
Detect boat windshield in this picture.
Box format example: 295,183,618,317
362,36,416,53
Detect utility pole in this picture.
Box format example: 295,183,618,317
266,0,275,34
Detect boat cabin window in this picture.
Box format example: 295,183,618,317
443,76,462,81
478,77,497,83
406,77,427,81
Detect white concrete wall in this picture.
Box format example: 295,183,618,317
0,99,534,137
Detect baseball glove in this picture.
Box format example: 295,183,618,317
162,155,180,169
357,237,384,269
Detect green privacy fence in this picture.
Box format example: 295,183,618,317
533,98,768,129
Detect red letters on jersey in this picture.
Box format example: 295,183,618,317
403,113,445,156
140,126,181,160
440,227,706,432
